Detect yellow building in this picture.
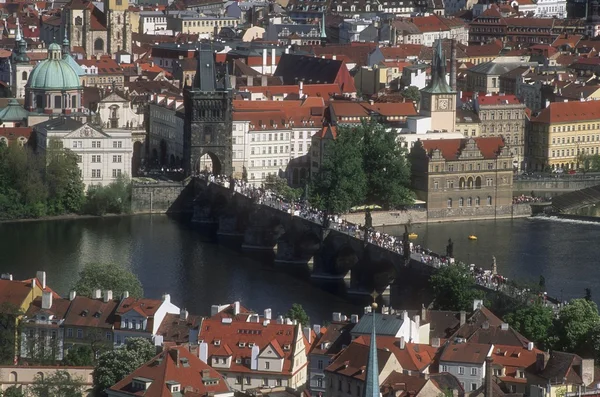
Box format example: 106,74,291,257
166,14,238,37
530,100,600,172
456,109,481,138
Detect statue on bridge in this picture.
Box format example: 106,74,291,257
229,175,235,194
364,210,373,244
492,256,497,275
446,238,454,258
403,224,411,263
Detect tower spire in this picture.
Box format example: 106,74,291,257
320,12,327,39
363,293,380,397
15,17,22,42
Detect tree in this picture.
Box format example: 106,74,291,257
2,386,25,397
310,124,367,214
93,337,157,393
430,263,484,311
264,174,302,202
72,262,143,299
401,86,421,103
83,175,131,216
285,303,310,326
550,298,600,354
45,143,85,215
504,304,553,347
0,302,23,365
30,370,85,397
63,345,94,366
362,122,414,208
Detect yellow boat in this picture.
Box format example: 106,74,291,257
408,233,418,240
468,235,478,241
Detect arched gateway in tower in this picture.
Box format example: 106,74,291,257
183,48,233,177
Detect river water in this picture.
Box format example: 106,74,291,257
0,215,598,322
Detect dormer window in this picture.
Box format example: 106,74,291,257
283,344,291,350
214,340,221,346
239,342,246,347
236,358,242,364
166,381,180,393
248,342,255,348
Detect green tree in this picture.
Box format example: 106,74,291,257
504,304,553,347
93,337,157,393
310,124,367,214
362,122,414,208
2,386,25,397
72,262,143,299
285,303,310,326
0,302,23,365
401,86,421,103
45,142,85,215
264,174,302,202
63,345,94,366
83,175,131,216
30,370,85,397
430,263,484,311
550,298,600,354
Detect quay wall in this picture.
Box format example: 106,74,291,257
514,178,600,196
131,179,195,214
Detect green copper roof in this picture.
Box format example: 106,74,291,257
0,99,30,121
421,39,455,95
29,50,82,90
362,310,379,397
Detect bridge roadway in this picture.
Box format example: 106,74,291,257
193,176,559,308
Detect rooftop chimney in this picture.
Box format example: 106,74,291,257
332,312,342,322
69,290,76,301
450,38,457,92
399,336,406,349
313,324,321,335
122,291,129,299
36,271,46,289
421,304,427,322
303,326,311,343
93,289,101,299
264,308,272,320
271,48,276,74
103,290,113,303
41,290,53,310
180,308,188,321
169,348,180,367
485,357,493,397
233,301,240,315
460,310,466,326
351,314,359,323
262,49,267,74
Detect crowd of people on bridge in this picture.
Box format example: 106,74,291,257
202,174,552,305
513,194,547,204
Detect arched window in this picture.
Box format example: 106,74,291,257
21,71,27,81
36,372,44,381
117,15,121,25
9,371,17,382
467,197,472,207
75,16,82,25
94,38,104,51
447,198,452,208
487,196,492,206
459,197,464,207
476,196,480,206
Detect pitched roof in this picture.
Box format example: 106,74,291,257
355,335,439,372
63,296,118,329
274,53,345,85
420,137,506,161
25,296,71,320
109,346,231,397
537,351,585,385
477,94,522,106
0,278,38,308
533,100,600,124
491,344,542,383
325,341,393,380
157,313,203,344
381,371,429,397
309,321,354,356
440,342,491,364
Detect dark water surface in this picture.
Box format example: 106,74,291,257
382,217,600,303
1,215,598,322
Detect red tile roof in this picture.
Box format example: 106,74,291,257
477,94,522,106
109,346,231,397
491,344,542,383
440,342,492,364
354,335,439,372
420,137,506,161
533,100,600,124
63,296,118,329
77,56,123,74
239,83,342,99
197,318,306,375
380,45,423,61
0,278,37,308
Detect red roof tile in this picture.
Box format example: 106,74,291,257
477,94,522,106
440,342,492,364
533,100,600,124
420,137,506,161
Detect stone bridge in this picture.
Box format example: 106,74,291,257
190,179,435,301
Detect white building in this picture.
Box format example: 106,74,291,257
139,11,169,35
34,118,133,188
97,91,145,129
535,0,566,18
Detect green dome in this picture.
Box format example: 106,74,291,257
28,53,82,90
48,43,61,51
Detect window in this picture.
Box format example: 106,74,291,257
471,368,477,376
106,332,112,341
76,155,82,163
265,362,270,370
92,155,101,163
441,365,448,372
112,169,122,178
77,329,83,339
277,379,282,387
245,377,251,385
73,140,82,148
471,383,477,391
317,360,323,370
459,366,464,375
467,197,472,207
92,141,101,148
67,328,73,337
113,155,122,163
263,378,269,386
487,196,492,206
236,376,242,384
92,169,101,178
131,319,136,329
459,197,464,207
113,141,122,148
447,198,452,208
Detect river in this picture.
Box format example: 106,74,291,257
0,215,598,323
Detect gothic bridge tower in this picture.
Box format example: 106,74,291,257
183,48,233,177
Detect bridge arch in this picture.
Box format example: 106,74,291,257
195,151,222,176
334,244,360,276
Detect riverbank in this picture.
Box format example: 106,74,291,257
0,212,134,225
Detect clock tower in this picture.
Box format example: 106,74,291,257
420,39,456,133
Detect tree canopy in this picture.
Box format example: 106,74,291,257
93,337,157,393
430,263,484,311
63,345,94,367
285,303,310,326
310,121,413,213
550,298,600,354
72,263,143,299
30,370,85,397
401,86,421,103
0,302,23,365
264,174,302,202
504,304,554,348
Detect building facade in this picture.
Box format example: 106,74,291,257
410,137,514,220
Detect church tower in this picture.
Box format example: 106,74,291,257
363,302,381,397
104,0,132,55
183,48,233,176
11,19,33,99
420,39,456,133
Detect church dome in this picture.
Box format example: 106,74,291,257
28,44,81,90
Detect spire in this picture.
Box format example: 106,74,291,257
422,38,454,94
363,294,380,397
15,17,22,42
320,12,327,39
62,23,70,56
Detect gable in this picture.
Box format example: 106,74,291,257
64,125,108,139
260,342,284,358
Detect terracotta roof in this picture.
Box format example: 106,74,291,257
157,313,203,344
0,127,33,141
240,83,342,99
552,34,583,49
300,42,378,67
77,57,123,74
466,40,503,58
197,318,306,375
420,137,506,161
25,296,71,320
381,371,429,397
362,102,417,117
440,342,491,364
109,346,231,397
63,296,118,329
477,94,522,106
380,45,422,61
325,340,393,380
491,344,542,382
533,100,600,124
354,335,439,372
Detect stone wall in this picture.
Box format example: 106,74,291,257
131,179,194,214
514,178,600,196
342,210,428,226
